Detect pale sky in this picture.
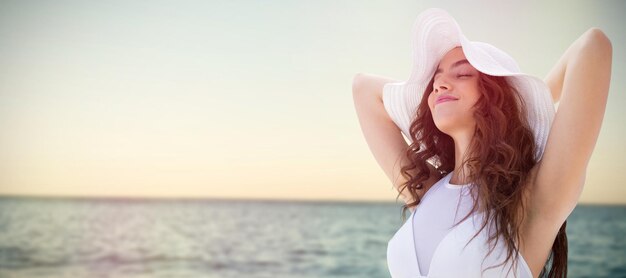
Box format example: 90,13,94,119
1,0,624,204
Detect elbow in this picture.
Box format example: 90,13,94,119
583,28,613,95
352,73,366,96
583,28,612,59
586,28,612,47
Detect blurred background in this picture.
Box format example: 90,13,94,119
1,0,624,277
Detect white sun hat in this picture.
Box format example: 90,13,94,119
382,8,556,161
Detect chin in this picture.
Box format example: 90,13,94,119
434,119,470,137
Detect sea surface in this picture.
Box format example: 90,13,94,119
0,197,624,278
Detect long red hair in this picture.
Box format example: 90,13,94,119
396,72,568,277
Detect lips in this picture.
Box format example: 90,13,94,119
435,95,459,105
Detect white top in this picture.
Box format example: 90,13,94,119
387,172,533,278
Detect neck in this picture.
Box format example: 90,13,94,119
450,131,474,185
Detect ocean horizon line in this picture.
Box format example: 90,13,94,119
0,194,624,207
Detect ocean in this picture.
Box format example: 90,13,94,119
0,197,624,278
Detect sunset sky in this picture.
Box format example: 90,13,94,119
1,0,625,204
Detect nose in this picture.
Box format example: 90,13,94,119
433,80,450,94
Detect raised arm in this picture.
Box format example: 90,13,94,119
533,28,612,222
352,73,438,206
522,28,612,275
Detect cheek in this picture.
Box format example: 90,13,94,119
462,84,481,104
470,88,482,104
427,93,435,108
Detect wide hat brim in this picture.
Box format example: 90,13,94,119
382,8,555,161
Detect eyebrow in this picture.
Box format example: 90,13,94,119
434,59,471,77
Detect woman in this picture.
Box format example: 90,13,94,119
352,8,612,278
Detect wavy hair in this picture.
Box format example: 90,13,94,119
395,73,568,277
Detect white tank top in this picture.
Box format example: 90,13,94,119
387,172,533,278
